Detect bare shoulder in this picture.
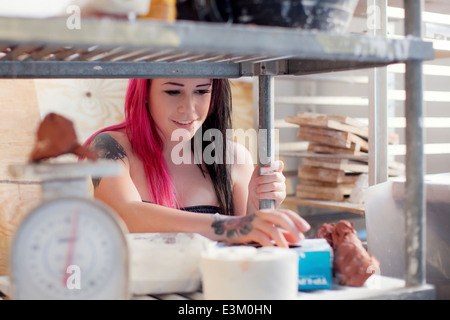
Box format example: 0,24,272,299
230,140,254,179
230,140,254,167
89,130,130,163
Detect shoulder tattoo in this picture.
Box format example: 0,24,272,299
89,132,127,188
90,132,127,161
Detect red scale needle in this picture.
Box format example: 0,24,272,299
63,211,80,287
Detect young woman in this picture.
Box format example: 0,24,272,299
85,78,310,247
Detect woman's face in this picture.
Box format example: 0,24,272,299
148,78,213,143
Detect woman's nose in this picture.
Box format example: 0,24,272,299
178,95,195,113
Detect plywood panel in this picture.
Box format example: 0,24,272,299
33,79,127,143
0,184,42,275
0,79,42,275
230,80,255,131
230,80,257,162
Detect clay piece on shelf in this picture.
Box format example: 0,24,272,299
29,113,96,162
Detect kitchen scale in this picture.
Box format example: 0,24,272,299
7,161,130,300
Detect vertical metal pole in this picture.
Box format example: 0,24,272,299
258,73,275,210
368,0,389,186
404,0,426,287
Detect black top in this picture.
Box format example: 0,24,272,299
180,205,220,214
142,200,220,214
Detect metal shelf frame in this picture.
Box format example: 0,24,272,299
0,0,434,298
0,16,433,78
403,0,426,289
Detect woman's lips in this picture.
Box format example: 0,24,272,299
172,119,195,128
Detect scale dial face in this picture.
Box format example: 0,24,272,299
10,197,129,300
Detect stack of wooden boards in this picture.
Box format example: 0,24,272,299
285,112,404,203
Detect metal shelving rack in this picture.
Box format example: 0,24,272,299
0,1,435,299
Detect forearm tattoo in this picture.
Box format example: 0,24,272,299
211,214,255,239
89,132,127,188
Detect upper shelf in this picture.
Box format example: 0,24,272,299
0,16,435,78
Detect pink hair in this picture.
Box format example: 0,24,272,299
84,79,178,208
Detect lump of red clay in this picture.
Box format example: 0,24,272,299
316,220,380,287
316,223,335,247
29,113,96,162
331,220,361,250
334,240,380,287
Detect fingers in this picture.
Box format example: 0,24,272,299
254,161,286,207
256,209,310,245
281,228,305,243
253,162,285,188
257,170,285,182
255,182,285,195
253,220,289,248
258,191,285,201
249,230,275,247
218,209,310,248
274,208,311,233
256,160,286,185
216,215,280,247
259,160,284,175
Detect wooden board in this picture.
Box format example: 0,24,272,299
298,165,361,184
307,142,367,155
302,157,369,173
285,112,369,142
286,111,367,131
285,111,399,144
298,125,369,151
297,183,354,194
388,161,406,177
284,196,365,214
299,179,355,188
296,191,345,201
279,151,369,162
302,156,404,176
296,183,353,201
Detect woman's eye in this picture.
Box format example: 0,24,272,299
196,90,211,95
164,90,180,96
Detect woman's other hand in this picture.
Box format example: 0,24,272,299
248,160,286,209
